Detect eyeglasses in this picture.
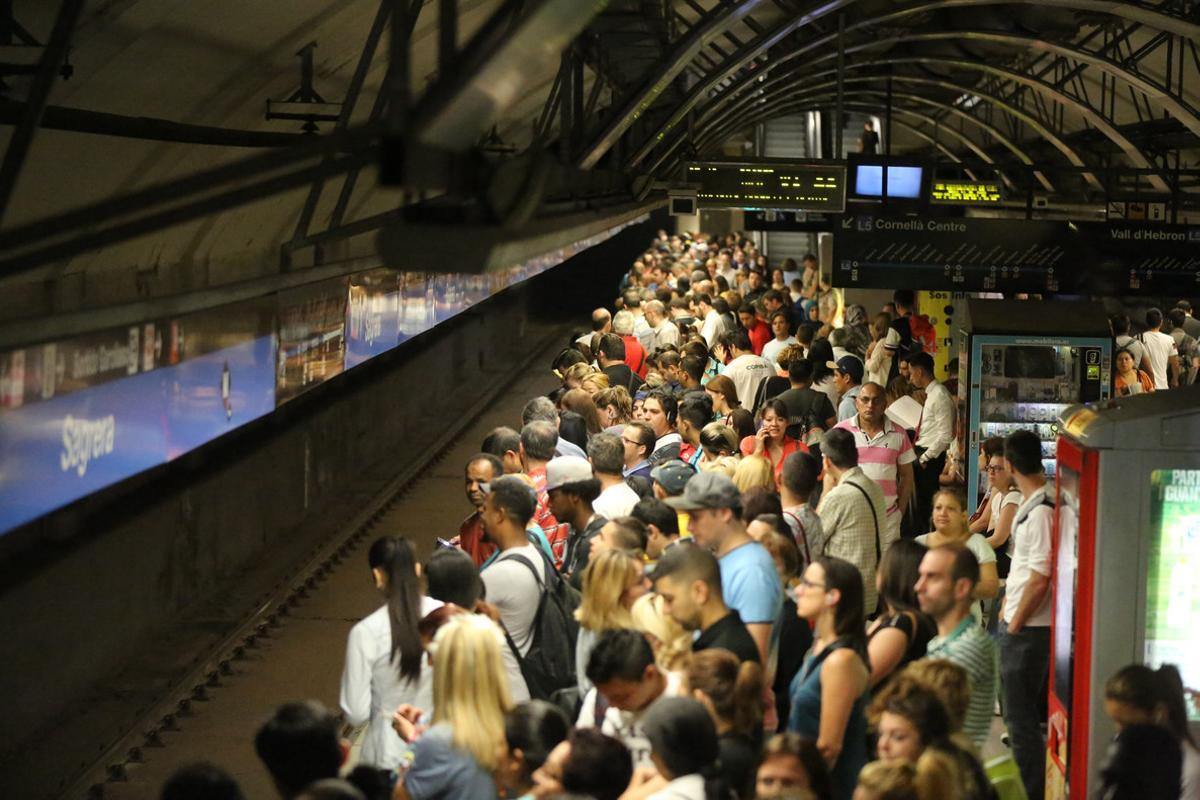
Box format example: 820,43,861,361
986,465,1005,473
797,577,826,590
621,437,640,446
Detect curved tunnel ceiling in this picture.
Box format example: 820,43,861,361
0,0,1197,323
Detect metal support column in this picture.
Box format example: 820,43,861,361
0,0,83,228
834,13,844,159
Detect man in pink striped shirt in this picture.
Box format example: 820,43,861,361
832,381,915,551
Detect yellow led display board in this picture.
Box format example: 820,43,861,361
930,181,1003,205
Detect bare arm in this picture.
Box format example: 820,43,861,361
1007,569,1051,632
985,503,1017,550
1170,354,1181,387
969,497,992,534
817,649,868,767
974,561,1000,600
746,622,773,668
897,462,915,516
866,627,910,688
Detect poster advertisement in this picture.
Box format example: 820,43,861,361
276,278,347,404
1145,469,1200,720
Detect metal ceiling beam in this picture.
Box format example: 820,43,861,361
0,0,84,228
685,70,1098,189
574,0,769,169
408,0,610,150
628,0,1200,170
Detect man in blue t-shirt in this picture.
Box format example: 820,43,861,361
667,472,782,665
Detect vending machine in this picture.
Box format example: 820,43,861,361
958,299,1112,506
1048,386,1200,798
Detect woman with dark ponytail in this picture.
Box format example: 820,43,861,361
685,649,765,800
339,536,439,769
1098,662,1195,800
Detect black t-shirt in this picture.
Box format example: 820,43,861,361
694,610,760,664
603,363,644,393
717,733,758,800
889,315,913,352
860,129,879,155
868,611,936,689
1098,724,1182,800
773,597,812,731
776,387,835,435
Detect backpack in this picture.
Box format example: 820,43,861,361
497,551,582,701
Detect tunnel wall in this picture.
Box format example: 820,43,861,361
0,214,657,766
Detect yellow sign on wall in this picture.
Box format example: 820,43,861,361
930,181,1002,205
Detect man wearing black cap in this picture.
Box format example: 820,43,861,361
667,472,782,666
650,459,696,543
829,355,864,422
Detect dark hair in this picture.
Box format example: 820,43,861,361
728,408,756,443
1110,313,1132,336
646,390,678,424
641,696,721,779
761,733,832,800
367,537,423,682
1004,429,1044,476
678,393,714,431
681,354,706,383
482,427,521,459
562,729,634,800
598,333,626,361
683,340,709,360
254,701,342,798
425,548,484,610
879,683,953,748
760,397,789,425
738,303,758,317
466,452,504,479
607,516,649,552
161,763,245,800
786,358,813,384
685,650,765,737
808,341,834,382
893,289,915,309
781,451,820,498
741,487,783,522
521,420,559,462
722,328,753,353
489,474,538,527
908,351,934,376
586,628,655,686
344,767,392,800
652,539,722,597
631,496,679,535
1166,308,1187,330
878,539,927,615
1146,307,1164,328
554,348,587,375
935,543,980,589
558,477,602,503
821,427,859,469
980,436,1005,459
1106,663,1197,746
505,701,571,784
626,421,657,459
558,411,589,452
815,556,867,655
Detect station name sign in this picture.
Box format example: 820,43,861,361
833,215,1200,295
686,160,846,212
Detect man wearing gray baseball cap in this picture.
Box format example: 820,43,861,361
666,472,782,665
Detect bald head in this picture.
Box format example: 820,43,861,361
591,308,612,333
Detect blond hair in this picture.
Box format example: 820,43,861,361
576,549,640,632
733,454,774,492
902,660,970,732
856,760,918,799
630,592,691,672
580,372,610,393
430,614,512,770
562,362,597,386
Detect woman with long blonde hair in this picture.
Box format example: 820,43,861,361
574,549,648,695
393,613,512,799
629,591,692,676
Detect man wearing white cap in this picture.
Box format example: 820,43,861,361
544,456,606,586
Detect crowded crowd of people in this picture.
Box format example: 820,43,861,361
159,232,1198,800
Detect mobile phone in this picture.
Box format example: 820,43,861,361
435,537,455,550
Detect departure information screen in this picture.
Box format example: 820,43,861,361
687,161,846,211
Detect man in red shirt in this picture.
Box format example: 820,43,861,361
738,304,771,356
612,310,647,378
454,452,502,566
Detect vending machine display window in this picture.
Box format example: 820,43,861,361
1145,469,1200,721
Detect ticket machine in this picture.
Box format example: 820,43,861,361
1048,386,1200,798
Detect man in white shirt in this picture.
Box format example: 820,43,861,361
1141,307,1180,389
719,329,774,414
576,308,611,350
589,433,640,520
479,475,546,704
999,430,1054,800
761,310,799,367
696,293,723,348
643,299,680,352
907,351,954,535
1110,313,1151,375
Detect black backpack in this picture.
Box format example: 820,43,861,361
497,551,581,701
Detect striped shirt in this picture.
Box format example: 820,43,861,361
834,416,915,516
925,616,998,748
817,466,888,613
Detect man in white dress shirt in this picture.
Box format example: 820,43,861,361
644,299,680,353
696,293,723,348
907,351,954,534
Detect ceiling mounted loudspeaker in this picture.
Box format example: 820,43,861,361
669,191,698,217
